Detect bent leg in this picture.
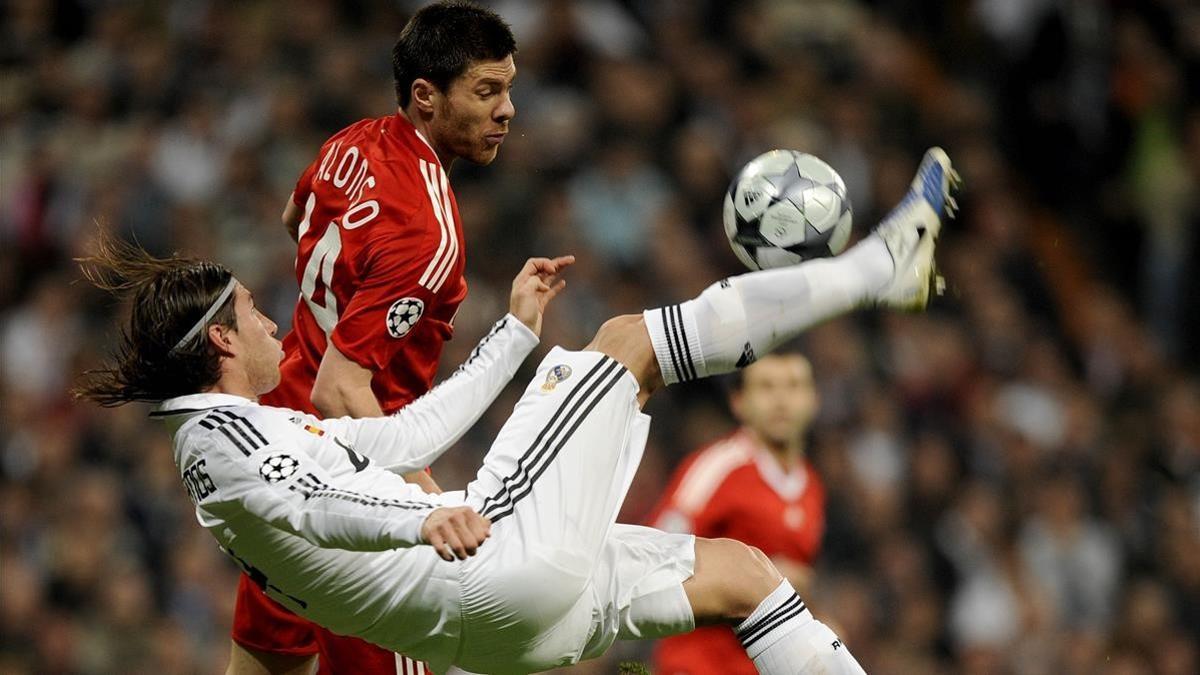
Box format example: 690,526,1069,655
683,538,867,674
584,314,662,406
458,349,652,670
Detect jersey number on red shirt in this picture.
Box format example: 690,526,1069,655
297,141,382,334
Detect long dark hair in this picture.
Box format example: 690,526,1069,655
73,233,238,406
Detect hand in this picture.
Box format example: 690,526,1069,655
509,255,574,336
421,506,491,561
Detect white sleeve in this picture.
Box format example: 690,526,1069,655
321,314,538,473
191,433,437,551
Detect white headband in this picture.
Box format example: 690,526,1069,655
171,277,238,352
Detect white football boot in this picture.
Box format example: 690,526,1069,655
870,147,961,311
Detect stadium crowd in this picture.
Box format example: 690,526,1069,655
2,0,1198,673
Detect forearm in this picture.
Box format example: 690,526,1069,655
311,376,384,419
311,358,443,492
347,315,537,472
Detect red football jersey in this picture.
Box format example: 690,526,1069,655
262,113,467,415
647,429,826,675
243,113,463,675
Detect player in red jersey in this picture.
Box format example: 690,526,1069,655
647,353,826,675
228,3,519,674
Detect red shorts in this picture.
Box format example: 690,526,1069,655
232,574,432,674
654,625,758,675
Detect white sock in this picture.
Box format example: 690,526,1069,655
644,237,892,384
736,580,866,675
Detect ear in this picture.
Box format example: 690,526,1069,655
729,389,745,423
206,323,236,358
410,78,438,115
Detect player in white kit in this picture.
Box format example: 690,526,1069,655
76,149,958,674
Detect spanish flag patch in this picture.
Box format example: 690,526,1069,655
303,424,325,437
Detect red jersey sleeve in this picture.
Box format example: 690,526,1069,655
647,448,737,537
292,157,319,207
794,464,826,562
330,228,436,373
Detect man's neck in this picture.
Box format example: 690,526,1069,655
399,107,454,168
750,429,805,471
204,374,257,401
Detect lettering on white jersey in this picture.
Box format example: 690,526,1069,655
182,460,217,501
416,159,459,293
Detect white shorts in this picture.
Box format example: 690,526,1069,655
452,348,696,674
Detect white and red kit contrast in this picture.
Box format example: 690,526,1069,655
238,112,467,674
647,429,826,675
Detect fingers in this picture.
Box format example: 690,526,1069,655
542,279,567,303
423,507,491,562
523,255,576,276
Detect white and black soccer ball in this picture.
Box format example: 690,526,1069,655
723,150,853,270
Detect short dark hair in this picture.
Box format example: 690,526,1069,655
73,233,238,406
392,1,516,108
728,347,811,392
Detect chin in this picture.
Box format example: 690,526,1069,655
468,146,500,165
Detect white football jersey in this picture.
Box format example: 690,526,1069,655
154,315,537,663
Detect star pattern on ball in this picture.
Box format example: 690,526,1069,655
259,454,299,483
386,297,425,339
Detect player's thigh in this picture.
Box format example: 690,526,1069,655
226,641,317,675
683,537,782,626
585,314,660,402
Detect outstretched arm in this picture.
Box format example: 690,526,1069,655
322,256,574,473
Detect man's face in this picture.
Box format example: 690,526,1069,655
731,355,819,448
429,54,516,165
225,284,283,395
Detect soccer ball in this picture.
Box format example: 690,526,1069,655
723,150,853,270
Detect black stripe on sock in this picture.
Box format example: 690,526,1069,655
659,306,684,383
739,597,808,650
737,593,803,642
478,358,614,517
672,304,698,381
666,305,690,382
740,601,807,650
481,359,622,520
484,362,626,524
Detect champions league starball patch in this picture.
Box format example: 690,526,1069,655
541,364,572,392
259,454,300,483
386,297,425,339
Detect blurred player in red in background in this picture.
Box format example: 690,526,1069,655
648,352,826,675
231,2,518,674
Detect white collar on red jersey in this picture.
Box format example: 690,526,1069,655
742,429,810,501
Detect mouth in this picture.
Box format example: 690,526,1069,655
484,131,507,146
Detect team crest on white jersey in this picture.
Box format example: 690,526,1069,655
541,364,572,392
386,297,425,338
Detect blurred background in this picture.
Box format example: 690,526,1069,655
2,0,1199,673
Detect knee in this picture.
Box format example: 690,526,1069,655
585,314,659,393
591,314,644,347
700,538,783,623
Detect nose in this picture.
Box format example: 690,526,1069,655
266,317,278,337
495,91,515,123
